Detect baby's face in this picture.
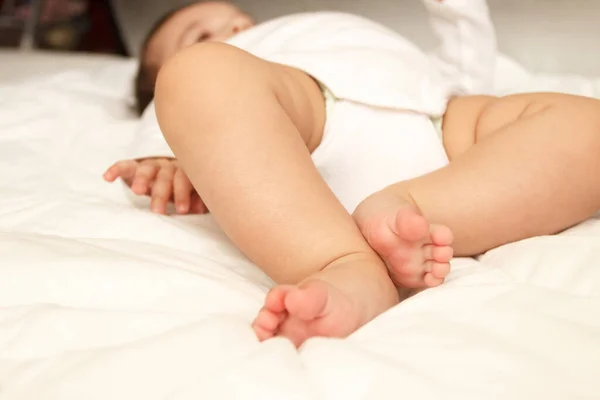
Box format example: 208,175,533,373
145,1,254,71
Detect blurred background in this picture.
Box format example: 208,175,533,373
0,0,126,53
0,0,598,75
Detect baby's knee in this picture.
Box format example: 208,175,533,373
154,43,254,142
157,43,244,102
155,43,276,138
156,42,272,99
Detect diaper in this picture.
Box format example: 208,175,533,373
431,116,444,139
319,79,444,140
311,90,449,213
317,81,337,120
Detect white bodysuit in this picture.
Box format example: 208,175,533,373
127,0,497,212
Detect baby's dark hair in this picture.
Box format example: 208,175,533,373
134,4,190,115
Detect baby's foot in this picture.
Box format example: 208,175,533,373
355,201,454,289
252,254,399,347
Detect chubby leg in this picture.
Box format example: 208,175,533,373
355,92,600,275
155,43,398,347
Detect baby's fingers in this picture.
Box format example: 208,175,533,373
173,168,193,214
103,160,137,184
131,162,160,195
150,164,176,214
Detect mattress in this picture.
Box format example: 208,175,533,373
0,52,599,400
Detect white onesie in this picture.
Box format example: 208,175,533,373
127,0,497,213
314,97,449,212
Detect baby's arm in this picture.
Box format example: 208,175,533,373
425,0,497,95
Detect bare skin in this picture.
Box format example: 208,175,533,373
104,158,207,214
155,43,400,346
150,42,600,346
355,92,600,259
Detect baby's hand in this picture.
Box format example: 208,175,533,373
103,158,207,215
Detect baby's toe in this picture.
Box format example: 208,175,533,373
254,308,282,332
265,285,293,313
286,282,329,321
252,308,282,341
430,224,454,246
394,208,429,241
253,324,275,341
430,245,453,263
366,220,405,257
430,261,451,279
423,273,445,288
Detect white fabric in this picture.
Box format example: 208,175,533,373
1,50,600,399
128,0,495,161
0,50,131,85
225,0,494,110
313,101,448,212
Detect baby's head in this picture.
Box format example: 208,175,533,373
135,1,254,115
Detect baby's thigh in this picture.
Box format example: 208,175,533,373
443,92,600,160
475,92,599,140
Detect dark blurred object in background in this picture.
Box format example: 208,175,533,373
0,0,127,55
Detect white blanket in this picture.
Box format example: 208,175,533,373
0,55,600,400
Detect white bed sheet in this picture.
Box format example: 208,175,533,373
0,53,599,400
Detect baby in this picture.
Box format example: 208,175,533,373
105,1,600,347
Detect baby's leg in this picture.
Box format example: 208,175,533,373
155,43,398,347
355,93,600,280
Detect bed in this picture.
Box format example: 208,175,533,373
1,4,600,400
